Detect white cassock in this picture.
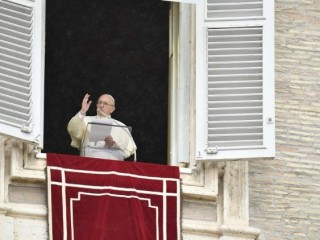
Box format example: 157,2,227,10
67,113,137,161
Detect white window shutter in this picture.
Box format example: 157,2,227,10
0,0,45,147
196,0,275,160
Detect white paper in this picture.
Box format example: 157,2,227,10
87,119,113,142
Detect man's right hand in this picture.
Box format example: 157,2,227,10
80,93,92,115
104,135,115,147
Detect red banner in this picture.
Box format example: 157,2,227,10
47,153,180,240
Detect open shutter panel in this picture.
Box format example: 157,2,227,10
0,0,32,129
207,27,263,150
0,0,43,146
196,0,274,160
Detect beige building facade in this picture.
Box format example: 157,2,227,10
249,0,320,239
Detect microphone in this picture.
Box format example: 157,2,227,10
97,108,109,117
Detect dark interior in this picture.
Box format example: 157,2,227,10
44,0,169,164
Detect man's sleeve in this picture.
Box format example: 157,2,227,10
67,113,87,149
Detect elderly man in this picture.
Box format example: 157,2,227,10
67,93,137,160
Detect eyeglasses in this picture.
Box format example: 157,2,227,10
97,101,114,107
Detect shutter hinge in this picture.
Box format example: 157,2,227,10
206,146,218,154
21,124,32,133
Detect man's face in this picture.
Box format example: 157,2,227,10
96,95,115,116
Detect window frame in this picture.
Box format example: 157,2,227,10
1,0,274,163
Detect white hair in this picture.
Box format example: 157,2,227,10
101,94,115,106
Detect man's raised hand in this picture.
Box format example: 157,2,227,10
80,93,92,115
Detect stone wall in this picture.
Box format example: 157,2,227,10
249,0,320,239
0,138,47,240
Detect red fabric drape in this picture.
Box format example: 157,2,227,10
47,153,180,240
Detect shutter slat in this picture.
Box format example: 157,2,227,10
209,113,262,121
209,0,261,2
209,100,262,108
0,32,31,48
0,59,30,74
0,79,31,94
0,107,30,121
209,74,262,81
206,0,263,19
209,126,262,134
0,39,31,54
207,140,263,148
0,86,31,101
209,62,262,69
209,94,262,102
0,26,31,41
0,92,30,107
0,46,31,61
0,65,31,80
209,80,262,88
207,3,262,10
0,100,30,114
0,112,31,127
209,106,262,115
0,1,32,16
0,50,30,67
208,36,262,42
209,55,262,62
0,1,33,27
208,119,262,128
0,72,30,87
0,15,32,30
209,49,263,55
209,133,262,141
207,10,263,19
209,68,262,75
0,19,31,35
209,42,262,49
